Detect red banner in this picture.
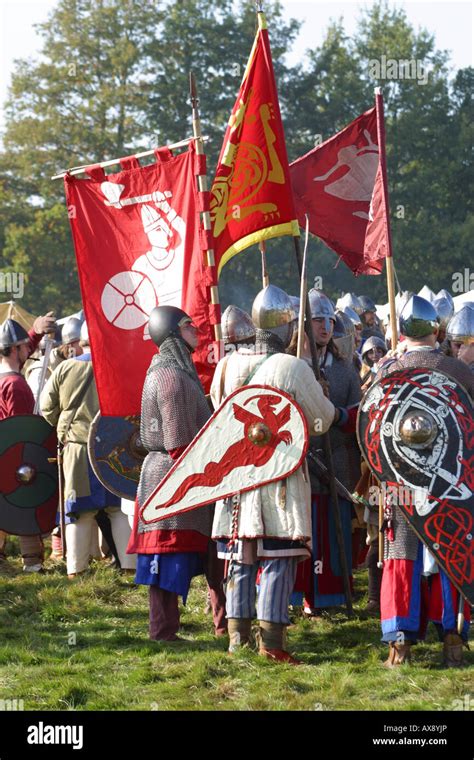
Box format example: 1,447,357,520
65,144,218,416
290,107,390,275
211,12,299,275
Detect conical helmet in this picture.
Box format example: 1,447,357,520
336,292,363,315
289,296,300,319
446,304,474,345
62,317,82,345
308,289,336,331
399,296,439,338
358,295,377,313
221,305,255,345
435,289,454,308
80,321,89,344
432,296,454,328
252,285,296,345
362,335,387,360
396,290,414,316
342,306,362,328
0,319,29,350
417,285,436,303
333,310,355,360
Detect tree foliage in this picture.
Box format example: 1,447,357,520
0,0,471,317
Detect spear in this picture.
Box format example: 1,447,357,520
260,242,270,288
293,231,354,616
189,71,223,355
375,87,398,348
296,215,309,359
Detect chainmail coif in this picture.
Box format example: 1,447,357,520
154,333,203,388
136,333,213,537
254,328,285,355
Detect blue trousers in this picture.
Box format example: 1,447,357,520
226,557,298,625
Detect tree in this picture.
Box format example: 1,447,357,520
2,0,162,204
144,0,300,171
2,204,80,315
0,0,300,314
275,1,471,302
0,0,470,315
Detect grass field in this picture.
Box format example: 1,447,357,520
0,538,472,712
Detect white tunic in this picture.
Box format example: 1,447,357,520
211,348,335,545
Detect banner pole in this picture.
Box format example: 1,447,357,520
259,242,270,287
375,87,398,346
51,136,203,180
190,71,223,353
296,215,309,359
293,234,353,616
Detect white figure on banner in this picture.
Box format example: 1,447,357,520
100,184,186,340
313,129,379,220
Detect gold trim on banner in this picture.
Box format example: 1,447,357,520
217,220,300,277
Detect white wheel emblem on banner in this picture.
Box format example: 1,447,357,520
101,271,156,330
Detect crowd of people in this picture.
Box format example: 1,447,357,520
0,284,472,669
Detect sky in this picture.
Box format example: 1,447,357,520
0,0,472,135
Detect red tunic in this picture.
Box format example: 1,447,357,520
0,329,42,420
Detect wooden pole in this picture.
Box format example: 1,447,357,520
296,215,309,359
293,235,353,616
378,482,384,569
190,72,223,350
375,87,398,347
51,136,204,180
457,592,465,636
57,443,66,560
260,242,270,288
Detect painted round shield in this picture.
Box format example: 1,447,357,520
0,415,58,535
357,366,474,603
88,413,146,499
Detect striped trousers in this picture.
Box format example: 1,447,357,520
226,557,298,625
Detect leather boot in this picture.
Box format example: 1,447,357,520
443,633,465,668
258,621,301,665
383,641,412,667
227,618,252,652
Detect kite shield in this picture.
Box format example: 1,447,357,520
0,414,58,535
141,384,309,525
357,366,474,604
88,413,146,499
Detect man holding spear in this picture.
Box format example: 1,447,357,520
212,284,337,663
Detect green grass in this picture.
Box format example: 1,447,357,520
0,539,472,711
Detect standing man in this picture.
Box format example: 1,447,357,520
377,296,472,667
127,306,226,641
446,305,474,369
210,304,256,410
0,312,56,571
41,322,133,577
358,295,384,343
212,285,337,664
298,289,361,614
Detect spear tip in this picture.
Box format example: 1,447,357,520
189,71,198,103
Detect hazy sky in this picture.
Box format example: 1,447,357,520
0,0,472,135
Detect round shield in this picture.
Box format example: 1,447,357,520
0,415,58,535
357,366,474,602
88,413,146,499
357,367,472,498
